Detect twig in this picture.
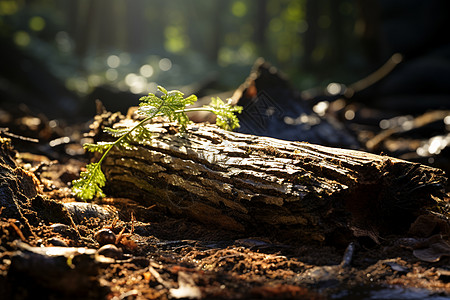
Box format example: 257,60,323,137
0,128,39,143
345,53,403,98
9,219,27,242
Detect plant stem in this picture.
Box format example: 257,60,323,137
96,105,205,170
95,101,167,172
153,107,215,116
177,107,215,113
99,116,152,164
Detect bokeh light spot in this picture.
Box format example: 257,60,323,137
13,31,30,47
119,53,131,66
0,1,18,15
106,55,120,68
29,16,45,31
55,31,71,53
159,58,172,71
125,73,147,94
125,73,138,86
140,64,154,77
269,18,283,33
106,69,118,81
88,74,102,87
231,1,247,17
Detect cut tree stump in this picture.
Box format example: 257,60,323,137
96,118,447,243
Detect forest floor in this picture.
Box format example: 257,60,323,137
1,134,450,300
1,57,450,298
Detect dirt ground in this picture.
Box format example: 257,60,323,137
1,101,450,299
0,149,449,300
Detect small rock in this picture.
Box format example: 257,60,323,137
47,237,68,247
94,228,116,246
97,244,122,260
50,223,71,234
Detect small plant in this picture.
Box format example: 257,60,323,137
72,85,242,201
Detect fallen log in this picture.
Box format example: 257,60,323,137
97,119,447,243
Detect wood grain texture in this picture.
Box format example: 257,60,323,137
99,120,446,243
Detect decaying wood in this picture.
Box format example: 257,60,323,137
229,58,360,149
0,137,79,236
99,120,447,243
0,137,39,236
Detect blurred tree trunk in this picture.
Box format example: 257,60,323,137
355,0,385,66
303,0,319,71
254,0,268,52
209,1,228,62
74,1,96,58
146,0,167,53
125,0,147,52
62,0,79,39
186,2,208,56
329,0,344,68
97,0,123,52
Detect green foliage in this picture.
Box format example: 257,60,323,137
71,163,106,201
138,85,198,131
83,142,114,153
72,85,242,201
204,97,243,131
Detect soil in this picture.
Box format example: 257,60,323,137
0,145,449,300
0,106,449,300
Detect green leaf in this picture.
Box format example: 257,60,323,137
157,85,168,95
138,86,197,131
104,127,129,137
72,163,106,201
115,134,137,150
204,97,242,131
83,142,114,153
132,124,154,142
136,105,159,117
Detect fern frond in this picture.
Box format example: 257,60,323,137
115,134,137,150
132,124,154,142
104,127,129,137
139,85,197,131
136,105,159,118
204,97,243,131
83,142,114,153
72,163,106,201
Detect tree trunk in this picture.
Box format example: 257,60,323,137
97,119,447,244
302,0,319,71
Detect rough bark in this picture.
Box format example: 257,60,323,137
99,120,447,243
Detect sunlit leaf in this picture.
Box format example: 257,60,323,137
72,163,106,201
104,127,129,137
83,142,114,153
204,97,242,131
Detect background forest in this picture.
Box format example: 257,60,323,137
0,0,368,100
